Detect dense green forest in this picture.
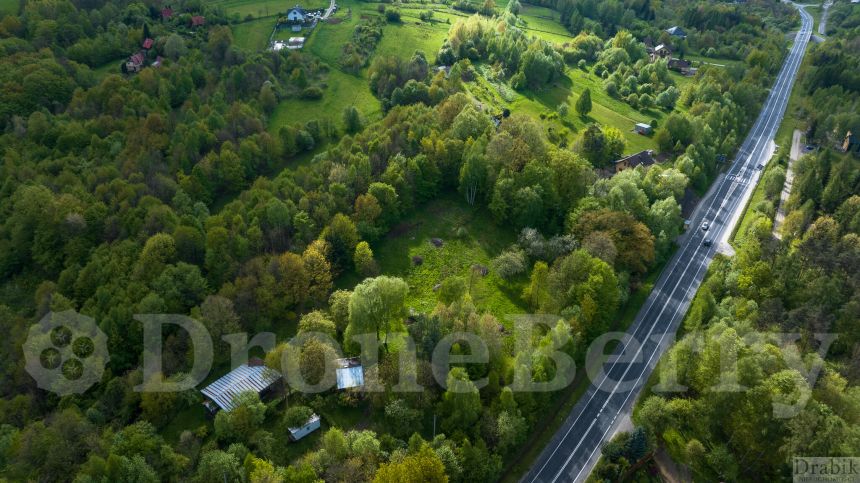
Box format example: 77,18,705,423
586,8,860,483
0,0,824,481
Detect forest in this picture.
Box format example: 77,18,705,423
0,0,835,481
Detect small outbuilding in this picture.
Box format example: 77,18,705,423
634,123,652,135
288,413,321,441
201,360,282,414
335,357,364,390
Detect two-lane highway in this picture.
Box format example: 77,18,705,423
523,4,813,482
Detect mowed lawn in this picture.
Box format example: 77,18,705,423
369,193,528,325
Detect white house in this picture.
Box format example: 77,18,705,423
288,413,321,441
287,37,305,49
287,5,306,22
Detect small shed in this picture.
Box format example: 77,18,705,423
190,15,206,27
335,357,364,390
201,361,282,413
161,7,173,19
142,38,154,50
288,414,321,441
634,123,652,135
287,5,307,22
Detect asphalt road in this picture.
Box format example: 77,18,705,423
522,4,813,482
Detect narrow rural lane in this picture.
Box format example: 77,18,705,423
522,4,814,482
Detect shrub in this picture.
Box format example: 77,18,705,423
301,87,324,99
385,9,401,22
492,248,527,280
284,405,313,428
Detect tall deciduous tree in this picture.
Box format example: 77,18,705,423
347,276,408,348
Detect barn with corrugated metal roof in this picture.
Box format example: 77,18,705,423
201,360,282,413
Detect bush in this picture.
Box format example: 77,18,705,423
301,87,324,99
492,248,527,280
284,405,313,428
577,59,587,70
385,9,401,22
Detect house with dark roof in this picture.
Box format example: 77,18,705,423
200,359,282,414
668,58,693,74
666,26,687,38
613,150,656,173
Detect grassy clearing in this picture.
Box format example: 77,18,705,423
213,0,329,18
361,193,527,324
502,255,672,482
517,4,574,43
269,68,381,131
684,54,744,69
376,16,454,62
232,17,275,51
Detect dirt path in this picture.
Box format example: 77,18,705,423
819,0,833,36
773,129,803,239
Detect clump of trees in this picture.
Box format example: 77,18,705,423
438,15,564,91
341,17,385,73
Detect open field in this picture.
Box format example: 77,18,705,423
517,4,575,43
213,0,329,19
349,193,528,324
269,68,381,131
232,17,274,50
